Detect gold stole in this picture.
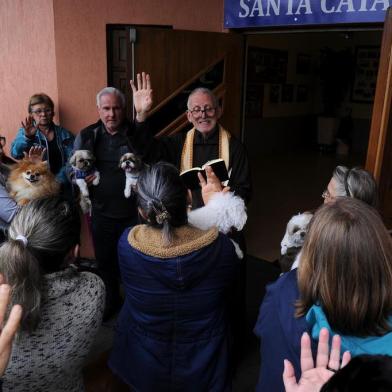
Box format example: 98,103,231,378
180,125,231,173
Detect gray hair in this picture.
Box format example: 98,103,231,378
0,197,80,332
332,166,378,208
187,87,219,110
96,87,126,108
137,162,188,245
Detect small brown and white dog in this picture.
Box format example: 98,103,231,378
119,152,143,198
7,159,60,205
70,150,100,213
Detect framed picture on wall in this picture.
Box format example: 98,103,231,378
296,84,308,102
269,84,281,103
351,46,380,103
281,84,294,103
247,47,288,84
296,53,311,75
246,85,264,117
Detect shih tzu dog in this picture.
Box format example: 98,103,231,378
70,150,100,214
280,212,313,272
119,152,144,198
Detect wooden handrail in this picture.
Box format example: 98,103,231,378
150,55,228,137
148,55,227,117
156,113,188,137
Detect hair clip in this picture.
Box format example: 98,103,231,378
156,210,170,225
15,234,28,247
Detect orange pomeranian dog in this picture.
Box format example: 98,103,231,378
7,159,60,205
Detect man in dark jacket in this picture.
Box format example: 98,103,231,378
73,77,152,319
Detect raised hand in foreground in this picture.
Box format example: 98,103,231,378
283,328,351,392
0,276,22,377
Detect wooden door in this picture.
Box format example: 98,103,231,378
135,27,243,136
107,26,244,138
366,8,392,228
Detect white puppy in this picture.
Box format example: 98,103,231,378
70,150,100,214
280,212,313,255
119,153,143,198
188,192,247,259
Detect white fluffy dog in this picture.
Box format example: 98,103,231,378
188,192,247,259
119,152,144,198
280,212,313,255
70,150,100,214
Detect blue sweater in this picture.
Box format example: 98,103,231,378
11,124,74,184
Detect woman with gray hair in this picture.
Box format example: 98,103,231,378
322,165,378,207
109,161,246,391
287,165,378,271
0,197,105,392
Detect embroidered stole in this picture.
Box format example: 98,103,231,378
180,125,231,173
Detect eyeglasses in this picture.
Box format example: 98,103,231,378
188,106,216,119
31,109,53,115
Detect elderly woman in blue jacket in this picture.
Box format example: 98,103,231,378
11,93,74,186
109,162,246,391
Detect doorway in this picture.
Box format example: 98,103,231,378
243,29,383,261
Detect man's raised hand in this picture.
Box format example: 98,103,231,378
130,72,153,122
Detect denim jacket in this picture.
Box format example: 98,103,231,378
11,124,74,184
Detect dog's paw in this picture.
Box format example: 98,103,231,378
92,171,100,186
80,196,92,214
124,187,131,198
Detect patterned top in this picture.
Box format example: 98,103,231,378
3,268,105,392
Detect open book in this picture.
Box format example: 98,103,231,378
180,158,229,190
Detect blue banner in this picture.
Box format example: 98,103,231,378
224,0,391,28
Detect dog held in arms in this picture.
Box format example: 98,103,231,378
70,150,100,213
279,211,313,272
119,152,144,198
7,159,60,205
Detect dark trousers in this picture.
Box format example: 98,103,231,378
91,212,136,309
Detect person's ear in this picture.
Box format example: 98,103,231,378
186,110,193,123
138,207,149,221
216,106,222,119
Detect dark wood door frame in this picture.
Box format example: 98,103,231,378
366,8,392,227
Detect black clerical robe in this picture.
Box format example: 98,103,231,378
131,125,252,209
